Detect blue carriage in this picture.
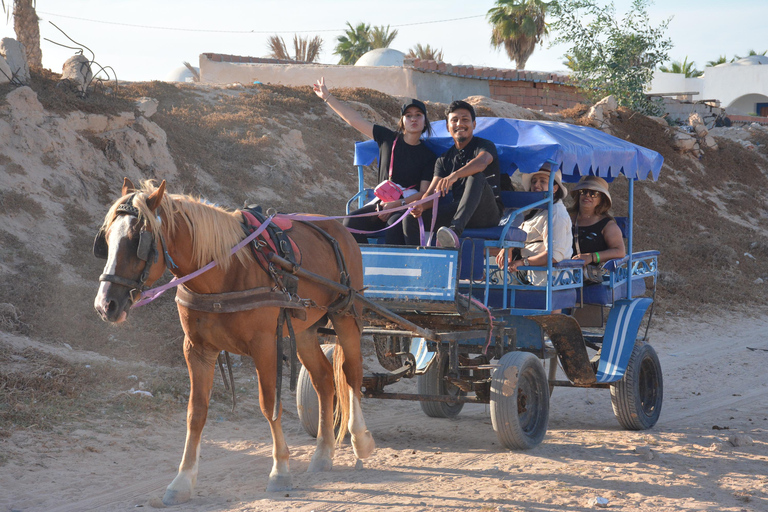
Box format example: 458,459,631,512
297,117,664,450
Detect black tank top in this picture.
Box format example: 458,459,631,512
574,217,612,256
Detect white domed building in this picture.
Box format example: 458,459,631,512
354,48,406,67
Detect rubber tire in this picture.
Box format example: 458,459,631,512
610,342,663,430
296,344,337,438
417,351,465,418
490,351,550,450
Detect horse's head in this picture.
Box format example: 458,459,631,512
93,178,169,323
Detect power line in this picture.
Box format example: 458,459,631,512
37,11,486,35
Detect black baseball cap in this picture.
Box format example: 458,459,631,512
401,98,427,117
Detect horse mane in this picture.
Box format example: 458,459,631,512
101,180,251,271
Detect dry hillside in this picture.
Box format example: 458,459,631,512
1,71,768,438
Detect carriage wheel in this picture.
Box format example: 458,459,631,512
490,351,549,450
296,344,340,438
610,342,663,430
417,351,465,418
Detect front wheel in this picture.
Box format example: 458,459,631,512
418,351,465,418
490,351,549,450
610,342,663,430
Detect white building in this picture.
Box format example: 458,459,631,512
649,56,768,116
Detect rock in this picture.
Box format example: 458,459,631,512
672,132,697,151
0,55,11,84
0,37,30,84
136,97,159,118
648,115,669,127
689,112,704,127
587,95,618,125
754,278,764,285
587,497,610,508
709,442,725,451
61,55,93,92
729,434,754,447
634,445,654,460
703,135,718,149
4,86,45,125
694,124,708,137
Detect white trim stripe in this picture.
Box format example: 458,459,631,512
365,267,422,277
597,299,641,383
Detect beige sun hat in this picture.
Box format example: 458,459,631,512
570,175,612,209
521,167,567,195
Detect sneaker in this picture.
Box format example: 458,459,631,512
436,226,460,248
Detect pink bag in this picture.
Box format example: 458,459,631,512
374,180,405,202
373,136,415,203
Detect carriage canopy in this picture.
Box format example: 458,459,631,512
353,117,663,182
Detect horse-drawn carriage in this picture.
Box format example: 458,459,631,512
297,117,664,449
93,116,663,504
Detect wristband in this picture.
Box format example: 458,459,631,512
595,252,600,264
324,95,331,103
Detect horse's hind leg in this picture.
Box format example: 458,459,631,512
163,338,219,506
296,328,336,472
330,313,375,460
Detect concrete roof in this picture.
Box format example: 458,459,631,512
355,48,405,67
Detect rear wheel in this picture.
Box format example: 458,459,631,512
490,351,549,450
418,351,465,418
296,344,338,438
610,342,663,430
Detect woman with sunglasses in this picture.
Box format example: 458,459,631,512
569,176,626,269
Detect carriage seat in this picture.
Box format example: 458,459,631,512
580,251,659,305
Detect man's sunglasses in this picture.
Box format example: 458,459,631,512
578,190,600,198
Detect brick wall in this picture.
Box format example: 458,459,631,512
404,58,585,112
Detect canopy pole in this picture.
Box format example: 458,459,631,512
627,178,634,300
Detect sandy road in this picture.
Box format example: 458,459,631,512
2,313,768,511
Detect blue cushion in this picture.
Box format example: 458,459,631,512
581,278,647,305
462,225,527,242
474,287,578,311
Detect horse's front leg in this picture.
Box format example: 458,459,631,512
252,333,292,492
163,338,219,506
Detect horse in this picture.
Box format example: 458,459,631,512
92,178,375,505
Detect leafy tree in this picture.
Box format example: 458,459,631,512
487,0,550,70
369,25,398,49
550,0,672,115
267,34,323,62
1,0,42,69
334,22,373,65
659,56,702,78
405,44,444,62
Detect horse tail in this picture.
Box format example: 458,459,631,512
332,341,351,446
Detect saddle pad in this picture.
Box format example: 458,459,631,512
241,211,300,260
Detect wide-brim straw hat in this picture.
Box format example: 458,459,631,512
571,175,612,209
521,167,567,195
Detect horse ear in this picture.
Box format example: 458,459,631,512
146,180,166,212
122,177,136,197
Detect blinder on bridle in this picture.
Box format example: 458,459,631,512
94,197,174,303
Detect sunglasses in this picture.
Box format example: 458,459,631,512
578,190,600,198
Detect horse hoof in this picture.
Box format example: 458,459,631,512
162,488,191,506
266,474,292,492
307,456,333,473
351,430,375,459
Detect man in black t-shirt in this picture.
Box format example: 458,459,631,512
408,100,503,248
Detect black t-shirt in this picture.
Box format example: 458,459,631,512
574,216,612,259
434,136,502,210
373,125,436,189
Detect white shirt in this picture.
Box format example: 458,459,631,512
519,201,573,286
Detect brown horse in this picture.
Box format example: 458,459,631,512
93,178,375,505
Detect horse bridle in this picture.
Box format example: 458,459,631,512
93,198,174,303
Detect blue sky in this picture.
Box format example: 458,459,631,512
2,0,766,81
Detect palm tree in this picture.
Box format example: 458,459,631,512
1,0,42,70
267,35,323,62
334,22,373,65
487,0,549,70
732,49,768,61
659,57,702,78
706,55,727,67
369,25,397,49
405,44,444,62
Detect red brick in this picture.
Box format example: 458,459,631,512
211,54,222,62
